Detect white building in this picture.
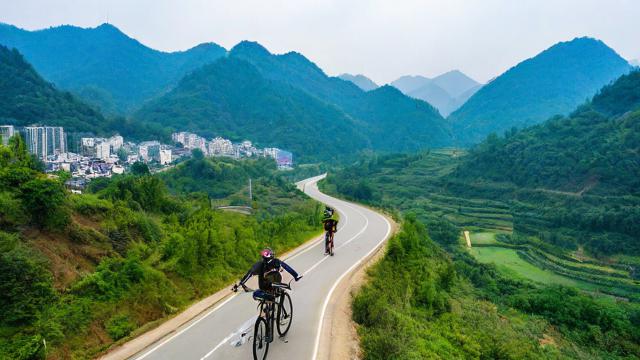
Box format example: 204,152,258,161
0,125,15,145
21,126,66,160
208,137,234,156
107,135,124,152
159,149,172,165
95,142,111,161
139,141,160,163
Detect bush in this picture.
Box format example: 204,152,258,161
18,177,69,230
0,234,55,326
105,314,136,340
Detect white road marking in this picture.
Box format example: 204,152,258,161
133,294,239,360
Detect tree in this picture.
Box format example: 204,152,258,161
130,161,150,176
117,147,128,163
18,178,69,229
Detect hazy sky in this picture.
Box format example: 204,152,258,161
1,0,638,83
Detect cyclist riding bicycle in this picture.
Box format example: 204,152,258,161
233,248,302,300
322,208,338,255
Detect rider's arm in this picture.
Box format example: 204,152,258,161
239,262,261,286
279,260,301,280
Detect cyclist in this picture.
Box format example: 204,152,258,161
322,208,338,255
233,248,302,296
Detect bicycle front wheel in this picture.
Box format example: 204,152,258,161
253,317,269,360
277,292,293,336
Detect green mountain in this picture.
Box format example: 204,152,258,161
459,70,640,196
134,57,370,162
0,45,105,133
452,70,640,255
0,23,226,113
450,37,632,144
338,73,379,91
228,41,451,151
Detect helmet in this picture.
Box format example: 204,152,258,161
261,248,274,260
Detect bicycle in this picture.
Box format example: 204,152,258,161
234,281,294,360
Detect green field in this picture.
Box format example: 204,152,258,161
470,246,589,287
469,232,499,245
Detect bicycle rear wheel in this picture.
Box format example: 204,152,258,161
277,292,293,336
253,317,269,360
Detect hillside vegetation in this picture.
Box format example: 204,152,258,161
0,45,105,133
134,57,370,162
227,41,452,151
450,37,632,144
0,137,321,359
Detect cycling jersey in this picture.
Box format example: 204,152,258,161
323,218,338,233
239,258,299,291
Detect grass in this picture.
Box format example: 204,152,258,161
469,232,499,245
469,247,597,290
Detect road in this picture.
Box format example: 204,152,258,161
130,174,391,360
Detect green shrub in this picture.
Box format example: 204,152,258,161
105,314,136,340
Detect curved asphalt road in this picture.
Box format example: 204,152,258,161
131,174,391,360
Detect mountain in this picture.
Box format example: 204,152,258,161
225,41,452,151
134,57,370,162
631,59,640,67
0,23,226,113
459,69,640,196
338,73,378,91
391,71,482,116
0,45,105,133
431,70,481,98
390,75,432,94
450,37,632,144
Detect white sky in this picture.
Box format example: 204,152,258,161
1,0,638,84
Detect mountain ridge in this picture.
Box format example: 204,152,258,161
338,73,379,91
0,23,227,113
449,37,632,144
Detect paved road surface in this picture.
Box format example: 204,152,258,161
132,174,391,360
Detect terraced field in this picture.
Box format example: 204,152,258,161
469,231,640,300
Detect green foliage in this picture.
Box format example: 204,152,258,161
0,139,321,358
0,45,106,133
229,41,451,152
450,37,632,144
105,314,136,340
18,177,70,230
130,161,150,176
0,232,55,326
353,219,554,359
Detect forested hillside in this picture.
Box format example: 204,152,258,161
0,136,321,359
458,70,640,196
450,37,632,144
0,45,105,133
228,41,452,151
0,23,226,113
134,57,370,162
